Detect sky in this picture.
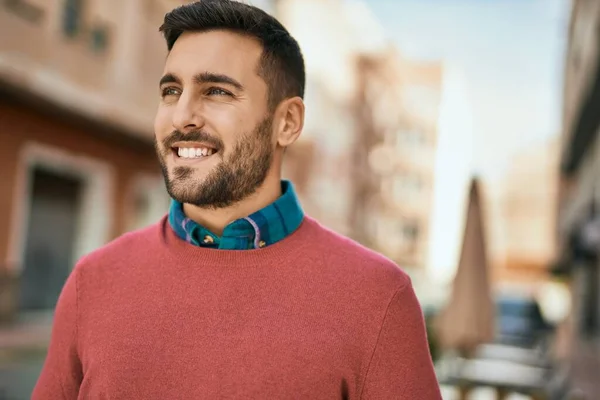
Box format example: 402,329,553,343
367,0,571,178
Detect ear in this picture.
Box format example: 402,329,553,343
274,97,304,148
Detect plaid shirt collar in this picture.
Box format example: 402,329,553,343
168,180,304,250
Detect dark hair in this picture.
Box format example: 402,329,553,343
159,0,305,110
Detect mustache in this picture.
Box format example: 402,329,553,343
162,129,224,150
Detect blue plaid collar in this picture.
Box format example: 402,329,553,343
168,180,304,250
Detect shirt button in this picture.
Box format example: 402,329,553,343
258,240,266,248
203,235,214,244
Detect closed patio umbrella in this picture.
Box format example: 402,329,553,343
434,178,495,357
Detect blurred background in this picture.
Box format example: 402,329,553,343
0,0,598,399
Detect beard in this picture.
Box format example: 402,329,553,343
155,116,274,209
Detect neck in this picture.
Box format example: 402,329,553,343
182,175,282,236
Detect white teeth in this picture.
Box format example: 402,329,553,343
176,147,215,159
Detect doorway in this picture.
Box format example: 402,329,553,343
19,168,83,311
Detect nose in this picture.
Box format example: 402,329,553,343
172,92,204,132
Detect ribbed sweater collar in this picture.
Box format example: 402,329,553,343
157,215,315,267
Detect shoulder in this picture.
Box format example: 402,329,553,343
301,217,411,292
74,221,162,276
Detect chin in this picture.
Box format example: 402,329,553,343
168,169,208,187
168,156,218,178
166,180,202,204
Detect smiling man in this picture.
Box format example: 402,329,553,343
32,1,441,399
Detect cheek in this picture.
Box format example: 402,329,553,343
206,106,242,130
205,112,244,149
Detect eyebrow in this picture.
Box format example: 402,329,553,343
159,72,244,91
159,73,180,87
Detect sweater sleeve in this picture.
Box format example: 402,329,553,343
360,282,442,400
32,265,83,399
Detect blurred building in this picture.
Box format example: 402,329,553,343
556,0,600,396
279,0,443,270
354,51,443,269
558,0,600,337
0,0,168,317
494,137,560,286
277,0,388,237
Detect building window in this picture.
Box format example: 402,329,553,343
392,174,422,204
63,0,84,38
396,129,426,151
403,222,419,241
402,84,440,122
90,24,110,53
392,178,405,203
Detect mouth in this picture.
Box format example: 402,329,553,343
170,142,219,162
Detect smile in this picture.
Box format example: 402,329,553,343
175,146,215,158
170,142,220,162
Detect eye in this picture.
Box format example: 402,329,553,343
206,87,232,96
161,87,181,98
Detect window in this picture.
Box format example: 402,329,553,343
392,178,405,203
61,0,111,54
392,174,422,204
90,24,110,53
63,0,84,38
402,222,419,241
402,84,440,122
395,129,425,151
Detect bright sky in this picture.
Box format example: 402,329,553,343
368,0,571,178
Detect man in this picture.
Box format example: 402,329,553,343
33,1,442,398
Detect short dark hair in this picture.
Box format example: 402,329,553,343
159,0,305,110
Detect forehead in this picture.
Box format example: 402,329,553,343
165,30,264,83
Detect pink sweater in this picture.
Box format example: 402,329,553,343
33,216,441,399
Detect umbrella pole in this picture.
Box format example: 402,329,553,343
458,385,471,400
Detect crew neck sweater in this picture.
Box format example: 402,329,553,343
33,216,442,399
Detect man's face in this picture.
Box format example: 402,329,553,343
154,30,275,208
